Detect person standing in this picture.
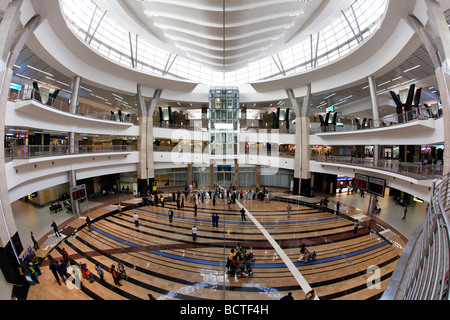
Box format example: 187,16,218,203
118,261,128,280
212,195,216,206
95,263,104,282
194,203,198,217
31,231,39,250
28,262,39,284
49,260,61,285
286,205,292,218
191,225,198,241
133,212,139,227
109,265,122,286
353,220,359,236
336,201,341,215
51,221,61,237
240,208,247,221
61,248,70,266
168,209,174,225
214,214,219,227
57,260,68,281
86,216,91,231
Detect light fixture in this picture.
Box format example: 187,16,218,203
403,65,420,73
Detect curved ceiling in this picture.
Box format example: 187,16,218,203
94,0,353,71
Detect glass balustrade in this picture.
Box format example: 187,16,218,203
4,144,137,162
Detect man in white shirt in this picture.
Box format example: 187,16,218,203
133,212,139,227
191,225,197,241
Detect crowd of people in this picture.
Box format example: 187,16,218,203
226,243,255,278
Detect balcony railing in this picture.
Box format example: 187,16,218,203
153,122,296,134
8,88,139,125
5,144,137,162
310,106,441,134
383,174,450,300
313,155,443,180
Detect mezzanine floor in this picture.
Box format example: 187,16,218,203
4,187,427,300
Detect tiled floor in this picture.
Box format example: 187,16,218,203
12,188,414,300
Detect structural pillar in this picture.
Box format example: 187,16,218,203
234,159,239,187
188,163,193,186
256,165,261,188
0,0,40,285
287,86,312,196
368,75,380,214
407,1,450,175
68,76,81,214
136,86,162,195
210,163,214,188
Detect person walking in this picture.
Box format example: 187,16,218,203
194,203,198,217
191,225,198,241
49,260,61,285
118,203,122,216
109,265,122,286
31,231,39,250
286,204,292,218
51,221,61,237
402,206,408,220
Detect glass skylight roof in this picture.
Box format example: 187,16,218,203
60,0,387,86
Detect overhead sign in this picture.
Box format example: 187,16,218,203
70,184,87,202
354,173,368,191
367,176,386,197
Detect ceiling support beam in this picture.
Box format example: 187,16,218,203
406,1,450,175
272,53,286,76
341,9,361,44
162,53,178,76
86,9,107,45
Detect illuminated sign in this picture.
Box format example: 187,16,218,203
10,83,22,90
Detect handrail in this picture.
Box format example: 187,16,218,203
312,155,443,180
4,144,137,162
310,105,441,134
8,87,139,124
383,174,450,300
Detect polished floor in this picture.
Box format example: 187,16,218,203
6,187,426,300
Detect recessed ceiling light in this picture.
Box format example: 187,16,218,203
27,65,54,77
403,65,420,73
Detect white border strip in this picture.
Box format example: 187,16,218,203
236,199,319,300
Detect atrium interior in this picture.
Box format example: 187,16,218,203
0,0,449,301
